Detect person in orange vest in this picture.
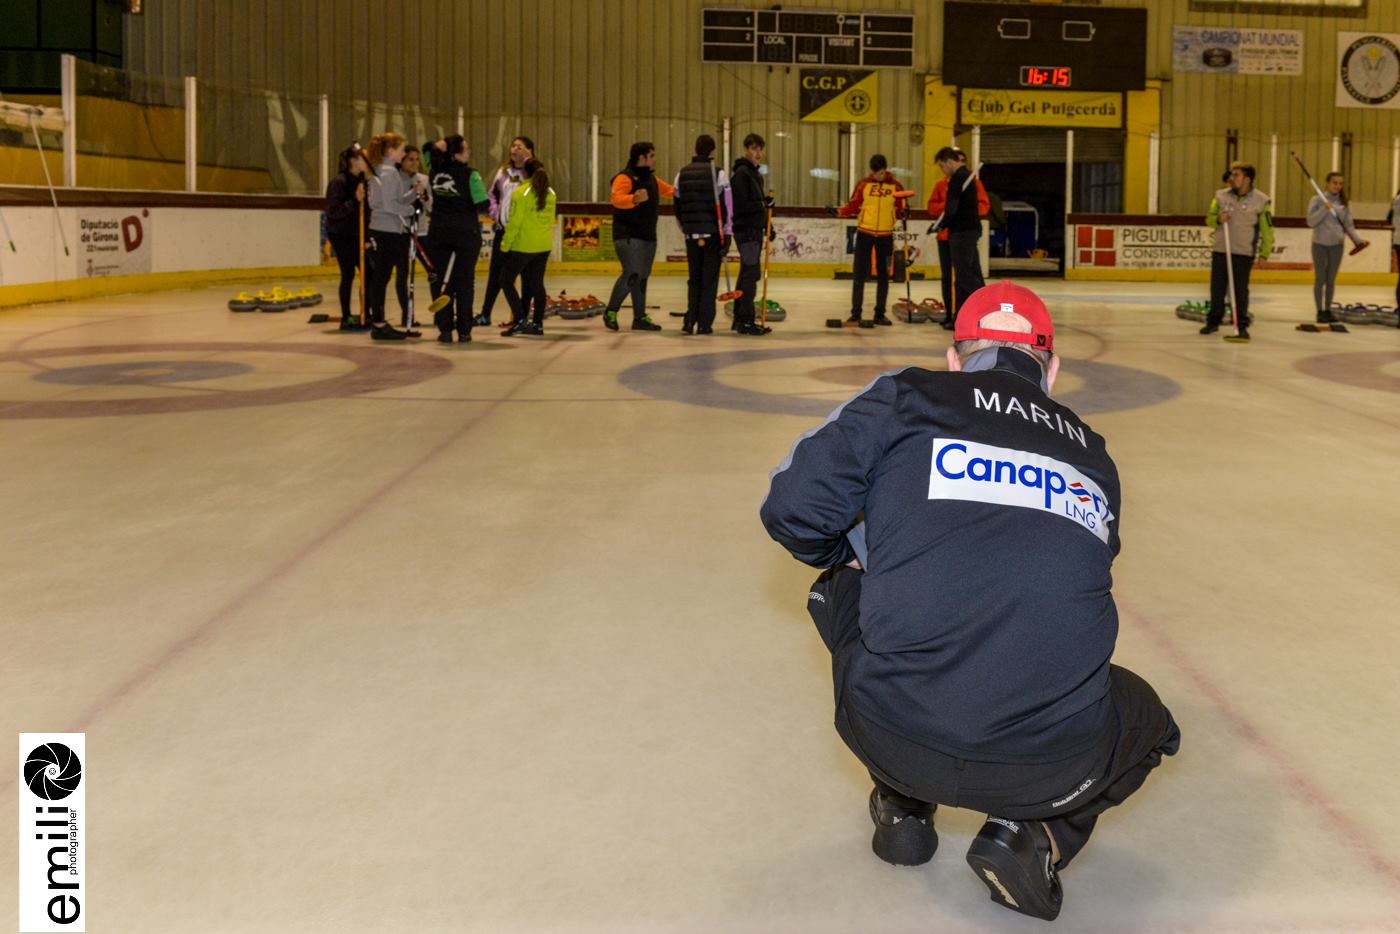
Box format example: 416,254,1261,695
927,148,989,329
829,154,910,326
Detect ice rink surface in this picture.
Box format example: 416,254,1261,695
2,273,1398,932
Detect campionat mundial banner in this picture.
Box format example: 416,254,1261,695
19,734,85,932
1172,26,1303,76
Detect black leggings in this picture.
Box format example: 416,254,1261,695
426,228,482,336
502,251,550,325
367,231,409,325
480,227,510,321
329,233,362,319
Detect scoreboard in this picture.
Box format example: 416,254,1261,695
702,8,915,69
942,2,1146,92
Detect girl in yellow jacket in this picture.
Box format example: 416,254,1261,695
499,160,557,336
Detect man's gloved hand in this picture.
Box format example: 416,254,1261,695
768,225,777,242
825,205,839,218
926,221,941,236
764,194,775,209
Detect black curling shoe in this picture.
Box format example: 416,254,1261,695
370,323,409,341
868,787,938,866
966,817,1062,921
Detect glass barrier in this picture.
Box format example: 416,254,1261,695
197,80,319,195
72,58,184,191
39,61,1398,218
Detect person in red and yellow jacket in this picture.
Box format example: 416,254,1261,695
828,154,909,326
927,149,989,328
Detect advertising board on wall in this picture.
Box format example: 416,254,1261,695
560,215,615,262
77,208,152,278
1070,220,1391,274
958,88,1124,128
1172,27,1303,76
799,69,878,123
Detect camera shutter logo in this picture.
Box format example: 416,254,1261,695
1341,35,1400,105
25,743,83,801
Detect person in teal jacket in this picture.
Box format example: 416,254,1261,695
498,160,557,336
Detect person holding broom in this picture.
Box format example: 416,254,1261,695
729,133,772,336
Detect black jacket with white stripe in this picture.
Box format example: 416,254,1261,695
760,349,1123,764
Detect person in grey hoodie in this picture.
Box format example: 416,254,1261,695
366,131,429,340
1307,172,1363,325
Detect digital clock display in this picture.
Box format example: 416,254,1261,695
1019,65,1072,88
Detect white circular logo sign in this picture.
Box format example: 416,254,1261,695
1341,35,1400,105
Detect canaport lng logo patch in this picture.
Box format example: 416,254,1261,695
928,438,1115,544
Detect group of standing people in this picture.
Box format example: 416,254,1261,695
323,132,556,342
826,147,988,329
327,135,1395,349
664,133,775,336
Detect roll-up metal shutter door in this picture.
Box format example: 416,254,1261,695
977,127,1124,164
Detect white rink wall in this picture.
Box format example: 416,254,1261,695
0,200,321,289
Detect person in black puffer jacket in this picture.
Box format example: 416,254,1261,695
424,136,490,343
673,134,730,334
729,133,772,336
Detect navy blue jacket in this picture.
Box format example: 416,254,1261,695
760,349,1123,764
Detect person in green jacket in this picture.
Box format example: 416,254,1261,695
1201,162,1274,340
498,160,557,336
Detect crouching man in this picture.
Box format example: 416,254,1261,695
759,282,1179,921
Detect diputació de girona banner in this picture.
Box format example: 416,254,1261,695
76,208,152,279
19,733,86,933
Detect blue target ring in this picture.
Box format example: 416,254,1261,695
617,347,1179,418
33,360,254,386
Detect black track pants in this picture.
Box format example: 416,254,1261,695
851,232,892,318
808,564,1179,869
1208,251,1255,328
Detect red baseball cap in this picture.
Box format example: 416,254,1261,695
953,281,1054,353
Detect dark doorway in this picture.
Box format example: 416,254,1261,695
981,163,1066,276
